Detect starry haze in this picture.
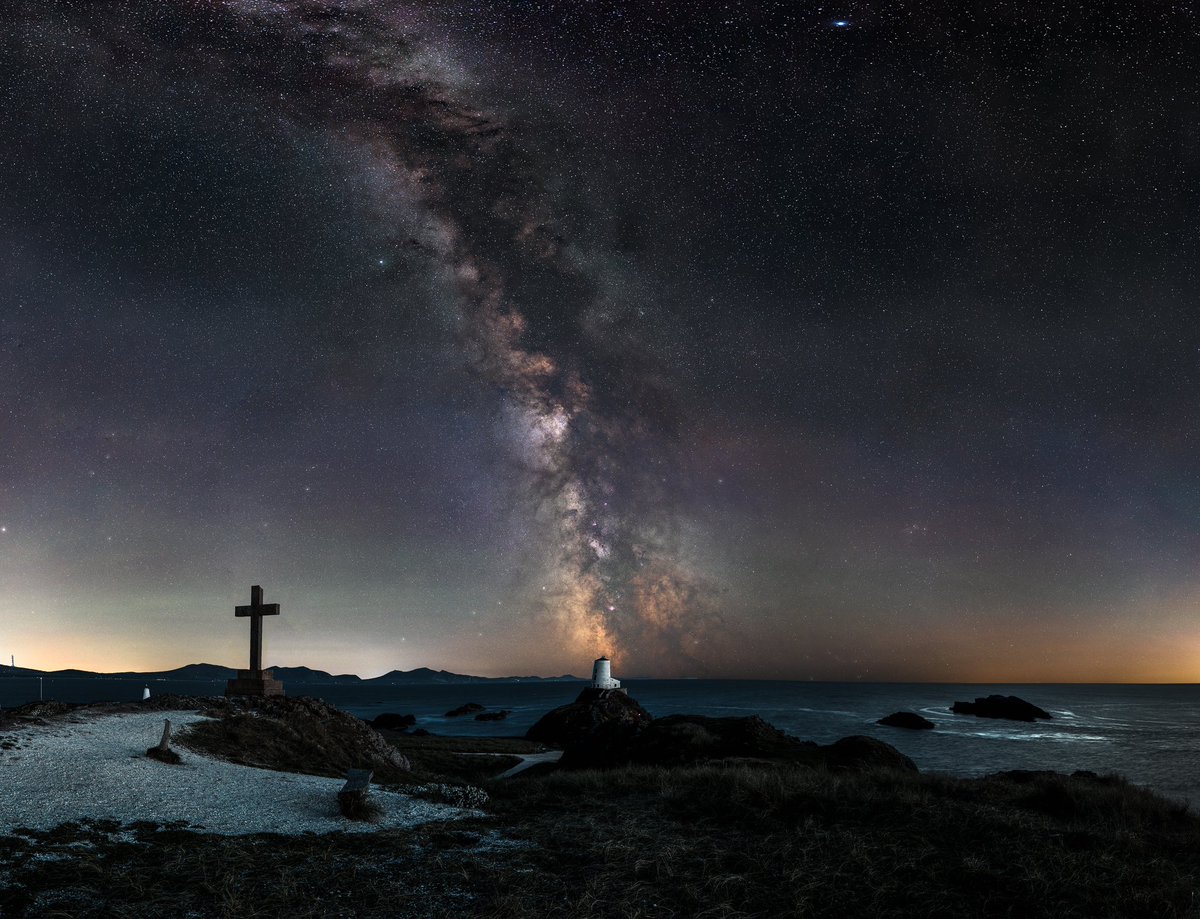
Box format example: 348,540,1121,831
1,1,1197,681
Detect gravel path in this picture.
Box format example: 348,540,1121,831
496,750,562,779
0,710,469,836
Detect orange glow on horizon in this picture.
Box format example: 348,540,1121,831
11,627,1200,684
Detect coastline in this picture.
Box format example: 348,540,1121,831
2,695,1199,918
8,678,1198,805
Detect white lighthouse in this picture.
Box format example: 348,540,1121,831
590,656,621,690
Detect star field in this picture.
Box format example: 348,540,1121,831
0,1,1198,680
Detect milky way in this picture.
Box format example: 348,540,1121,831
165,0,725,672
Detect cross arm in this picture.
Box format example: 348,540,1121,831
235,604,281,617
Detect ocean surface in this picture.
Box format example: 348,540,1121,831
5,677,1200,806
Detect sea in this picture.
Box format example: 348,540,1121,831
4,677,1200,806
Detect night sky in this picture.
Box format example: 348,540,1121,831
2,1,1198,681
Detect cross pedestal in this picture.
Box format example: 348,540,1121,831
224,585,285,697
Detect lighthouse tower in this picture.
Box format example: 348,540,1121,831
590,656,621,690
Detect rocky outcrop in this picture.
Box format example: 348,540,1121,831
370,712,416,731
951,695,1051,722
823,736,918,772
877,711,935,730
622,715,819,768
445,703,486,718
179,695,411,781
526,688,653,758
530,692,916,774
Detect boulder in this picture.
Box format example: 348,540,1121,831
445,703,486,718
370,712,416,731
474,709,511,722
821,735,918,773
877,711,935,730
627,715,819,768
526,688,653,753
951,695,1051,722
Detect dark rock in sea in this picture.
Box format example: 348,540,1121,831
445,703,486,718
951,694,1052,722
370,712,417,731
410,728,431,737
822,735,918,773
877,711,935,730
474,709,511,722
526,688,653,758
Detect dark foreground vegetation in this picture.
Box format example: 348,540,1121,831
4,698,1200,917
3,763,1200,917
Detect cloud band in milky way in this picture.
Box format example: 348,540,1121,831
73,0,726,673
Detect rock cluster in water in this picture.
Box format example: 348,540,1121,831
445,703,486,718
370,712,417,731
474,709,511,722
951,695,1052,722
877,711,936,730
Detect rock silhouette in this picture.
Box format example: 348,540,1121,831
951,695,1052,722
528,690,916,773
445,703,486,718
878,711,935,730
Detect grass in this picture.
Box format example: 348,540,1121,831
469,764,1200,919
0,819,506,918
4,760,1200,918
384,733,540,783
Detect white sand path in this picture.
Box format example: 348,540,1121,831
453,750,562,778
0,710,471,836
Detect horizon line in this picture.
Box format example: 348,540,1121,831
4,662,1200,686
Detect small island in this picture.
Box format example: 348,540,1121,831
877,711,936,730
951,694,1053,722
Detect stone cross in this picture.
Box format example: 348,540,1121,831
235,585,280,673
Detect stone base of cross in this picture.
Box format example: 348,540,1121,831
224,585,287,698
225,668,285,697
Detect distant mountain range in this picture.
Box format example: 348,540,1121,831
0,663,581,685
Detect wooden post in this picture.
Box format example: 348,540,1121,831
156,719,172,752
146,718,182,764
